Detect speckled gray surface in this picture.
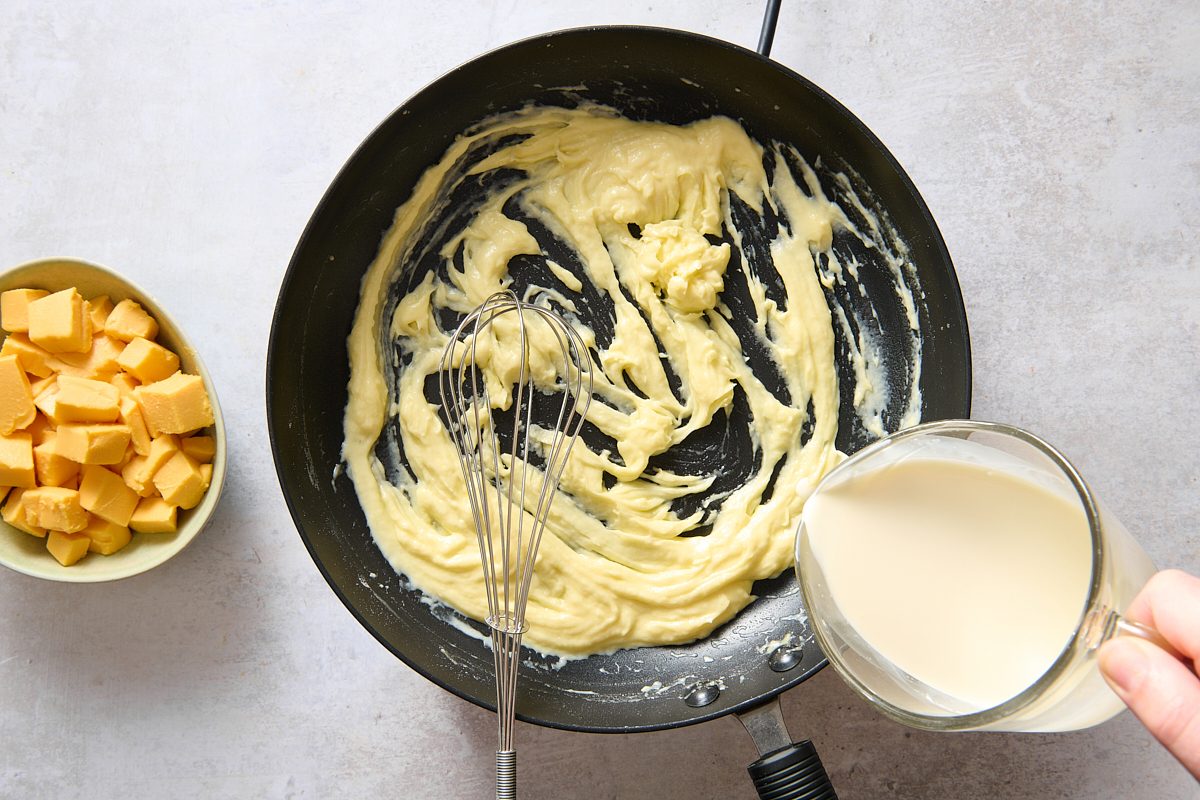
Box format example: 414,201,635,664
1,1,1197,797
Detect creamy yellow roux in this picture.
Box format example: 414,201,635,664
344,105,916,656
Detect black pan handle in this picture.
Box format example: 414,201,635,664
737,697,838,800
757,0,782,57
747,740,837,800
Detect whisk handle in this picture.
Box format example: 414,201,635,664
496,749,516,800
747,740,837,800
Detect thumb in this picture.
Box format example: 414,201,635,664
1099,637,1200,779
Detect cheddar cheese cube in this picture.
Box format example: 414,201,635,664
116,337,179,384
0,333,56,378
180,435,215,463
115,443,137,471
1,289,49,333
2,488,46,537
79,464,139,526
133,373,213,436
129,496,177,533
145,434,179,471
121,456,154,497
53,375,121,423
0,354,35,435
32,382,65,425
87,296,114,331
81,514,131,554
103,299,158,343
153,451,205,509
22,486,88,532
118,397,151,456
28,288,91,354
54,334,125,380
0,431,36,488
26,413,53,446
33,434,79,487
29,374,55,397
121,434,178,496
110,372,138,397
46,529,90,566
54,424,132,465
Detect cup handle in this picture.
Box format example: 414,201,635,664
1087,609,1182,660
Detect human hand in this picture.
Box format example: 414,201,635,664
1098,569,1200,779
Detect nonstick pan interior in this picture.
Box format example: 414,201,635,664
268,26,971,732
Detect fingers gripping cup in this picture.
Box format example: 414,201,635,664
795,420,1163,732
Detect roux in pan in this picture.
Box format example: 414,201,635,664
344,104,922,656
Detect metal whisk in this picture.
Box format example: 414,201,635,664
438,290,593,800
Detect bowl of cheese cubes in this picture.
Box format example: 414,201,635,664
0,257,226,582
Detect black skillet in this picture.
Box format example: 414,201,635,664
267,11,971,800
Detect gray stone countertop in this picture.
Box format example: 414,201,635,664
1,1,1197,797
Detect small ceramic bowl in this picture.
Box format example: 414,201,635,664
0,257,227,582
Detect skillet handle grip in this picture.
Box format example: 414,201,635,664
747,740,838,800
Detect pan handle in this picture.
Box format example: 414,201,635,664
757,0,783,57
738,697,838,800
747,740,837,800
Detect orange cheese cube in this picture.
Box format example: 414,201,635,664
117,337,180,384
121,455,154,497
129,496,178,533
110,372,138,397
0,354,35,435
54,423,131,465
33,382,61,424
78,464,139,526
54,334,125,380
33,434,79,487
118,397,151,455
120,434,178,496
133,373,213,436
87,296,114,330
22,486,88,532
32,381,72,427
145,433,179,470
0,431,36,488
81,514,131,554
103,299,158,342
29,374,55,397
1,289,49,333
52,375,120,423
2,488,46,537
26,413,53,445
180,435,215,463
28,288,92,353
153,451,206,509
0,333,56,378
46,529,90,566
115,443,137,471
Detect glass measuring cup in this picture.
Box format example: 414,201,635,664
795,419,1165,732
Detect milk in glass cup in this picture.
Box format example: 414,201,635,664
795,420,1163,732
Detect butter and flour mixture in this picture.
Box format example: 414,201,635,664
344,104,922,656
